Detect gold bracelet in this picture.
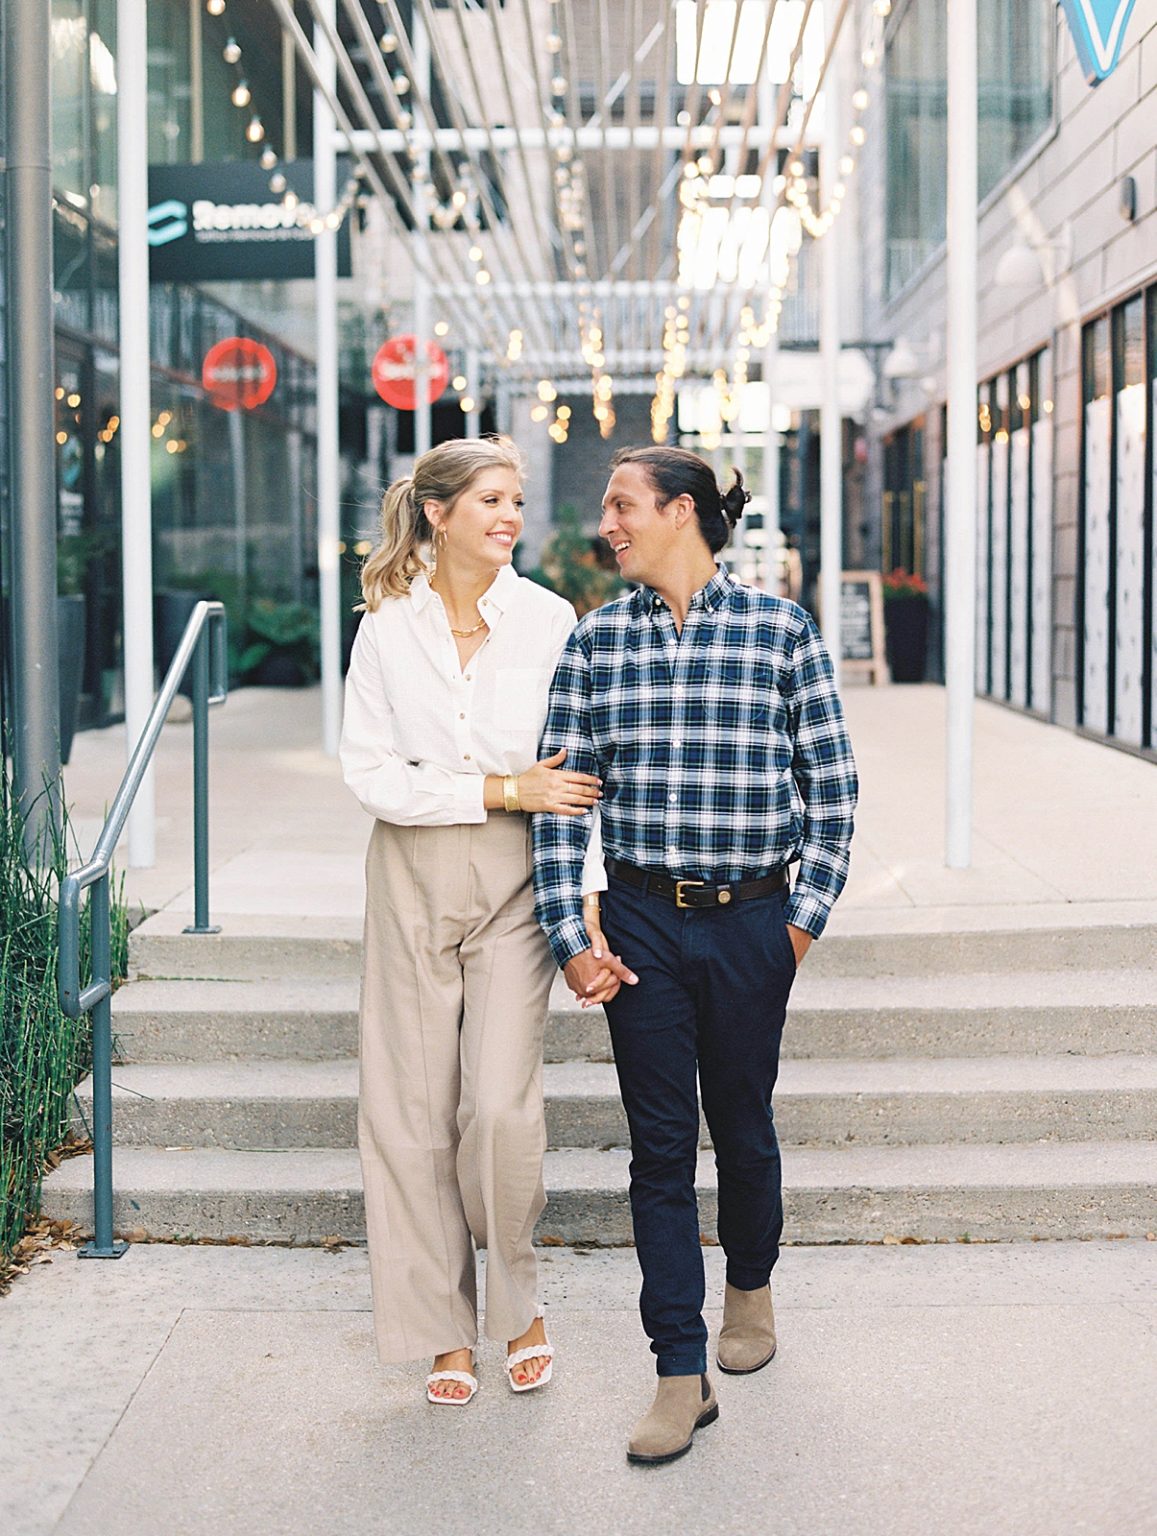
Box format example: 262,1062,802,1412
502,774,522,813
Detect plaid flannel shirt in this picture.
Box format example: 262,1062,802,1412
532,566,858,967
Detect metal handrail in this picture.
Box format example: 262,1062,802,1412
58,600,228,1258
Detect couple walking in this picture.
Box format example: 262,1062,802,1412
340,433,857,1464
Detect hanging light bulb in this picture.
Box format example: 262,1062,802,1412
231,79,251,108
269,172,287,194
260,145,277,170
245,115,264,143
550,74,567,96
380,30,398,54
434,320,450,337
393,73,410,95
206,0,226,15
546,32,562,53
852,88,870,111
223,37,241,64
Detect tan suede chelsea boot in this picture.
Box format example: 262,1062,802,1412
716,1282,777,1374
626,1373,719,1465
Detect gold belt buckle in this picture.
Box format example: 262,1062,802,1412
674,879,705,909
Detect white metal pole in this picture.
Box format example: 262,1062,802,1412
762,326,781,593
465,348,481,438
818,32,842,686
314,0,341,756
945,0,978,867
118,0,156,867
412,12,432,458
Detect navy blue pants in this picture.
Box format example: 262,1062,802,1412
602,874,796,1376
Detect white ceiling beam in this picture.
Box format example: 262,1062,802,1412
338,123,802,155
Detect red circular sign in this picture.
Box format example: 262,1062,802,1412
372,335,450,410
202,337,277,412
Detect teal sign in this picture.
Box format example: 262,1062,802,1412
1059,0,1138,84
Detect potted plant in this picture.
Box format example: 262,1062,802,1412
527,504,624,616
238,599,320,687
882,569,931,683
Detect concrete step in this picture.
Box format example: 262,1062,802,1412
39,1141,1157,1246
129,910,1157,982
129,914,364,984
72,1056,1157,1151
113,970,1157,1064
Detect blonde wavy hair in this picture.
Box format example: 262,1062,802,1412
358,435,525,611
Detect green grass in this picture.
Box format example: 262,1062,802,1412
0,764,128,1263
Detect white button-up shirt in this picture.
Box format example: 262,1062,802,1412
340,565,604,890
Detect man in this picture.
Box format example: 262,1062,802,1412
533,445,857,1465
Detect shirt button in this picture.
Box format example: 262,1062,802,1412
672,739,682,749
459,713,466,720
668,793,677,803
463,753,471,761
465,674,472,681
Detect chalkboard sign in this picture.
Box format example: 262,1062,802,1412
839,571,887,684
841,579,875,661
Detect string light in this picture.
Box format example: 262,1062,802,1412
230,80,251,108
206,0,225,14
245,115,265,144
433,320,450,337
223,36,241,64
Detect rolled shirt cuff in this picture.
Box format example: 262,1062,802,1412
548,914,591,969
784,887,832,939
455,773,489,824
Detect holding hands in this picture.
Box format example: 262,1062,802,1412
562,904,638,1009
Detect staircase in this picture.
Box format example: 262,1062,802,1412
41,912,1157,1245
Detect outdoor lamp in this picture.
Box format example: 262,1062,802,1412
994,225,1072,287
882,337,920,380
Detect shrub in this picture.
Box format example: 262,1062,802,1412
0,766,127,1264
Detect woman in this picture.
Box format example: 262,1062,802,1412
340,435,604,1405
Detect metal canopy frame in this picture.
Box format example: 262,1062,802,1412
267,0,854,399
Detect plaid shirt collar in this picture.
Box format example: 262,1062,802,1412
633,563,735,619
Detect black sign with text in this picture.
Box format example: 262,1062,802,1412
147,160,352,282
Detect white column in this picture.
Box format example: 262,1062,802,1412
118,0,155,866
762,327,781,593
314,0,341,756
945,0,978,867
412,12,432,458
818,31,842,685
465,348,481,438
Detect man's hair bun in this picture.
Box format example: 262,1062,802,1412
720,469,752,528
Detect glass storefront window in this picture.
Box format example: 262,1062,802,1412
885,0,1054,297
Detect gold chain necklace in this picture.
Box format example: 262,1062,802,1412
449,616,487,638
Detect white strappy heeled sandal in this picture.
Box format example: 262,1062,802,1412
426,1365,478,1406
504,1307,554,1394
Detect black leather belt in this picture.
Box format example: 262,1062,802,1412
606,858,788,910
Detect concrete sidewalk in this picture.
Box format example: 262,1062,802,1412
3,1241,1156,1536
59,681,1157,935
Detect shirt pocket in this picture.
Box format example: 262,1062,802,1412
494,665,550,734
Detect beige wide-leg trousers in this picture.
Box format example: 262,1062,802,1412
358,811,557,1365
